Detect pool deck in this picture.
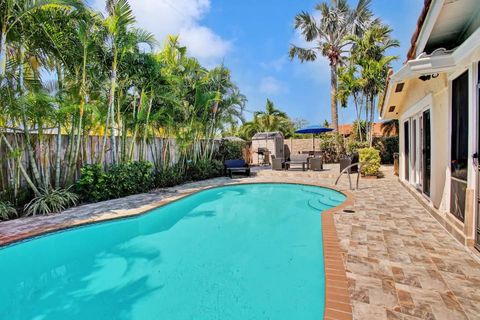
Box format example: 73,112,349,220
1,165,480,320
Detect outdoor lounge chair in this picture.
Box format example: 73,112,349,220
224,159,250,178
285,154,309,171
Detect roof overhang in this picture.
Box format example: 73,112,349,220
407,0,480,61
381,25,480,119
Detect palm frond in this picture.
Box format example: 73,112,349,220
289,45,317,62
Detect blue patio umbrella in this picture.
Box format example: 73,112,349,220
295,125,334,153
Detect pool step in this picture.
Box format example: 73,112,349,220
307,199,333,211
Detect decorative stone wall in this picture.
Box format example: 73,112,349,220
284,138,322,157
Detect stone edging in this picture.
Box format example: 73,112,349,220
0,180,354,320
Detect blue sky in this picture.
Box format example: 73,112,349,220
90,0,424,124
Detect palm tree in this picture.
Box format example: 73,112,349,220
381,119,398,136
102,0,155,163
289,0,374,132
240,99,292,139
0,0,81,78
337,65,365,141
347,24,399,145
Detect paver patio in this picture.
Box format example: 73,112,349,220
0,165,479,320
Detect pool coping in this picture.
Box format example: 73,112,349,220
0,180,354,320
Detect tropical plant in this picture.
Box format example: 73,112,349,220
24,187,79,216
240,99,293,139
0,0,248,218
103,0,156,164
345,23,399,146
290,0,376,132
358,147,381,176
216,140,246,162
381,119,399,136
0,201,17,220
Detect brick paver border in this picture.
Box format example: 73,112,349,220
322,191,354,320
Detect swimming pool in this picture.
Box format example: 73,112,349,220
0,183,345,320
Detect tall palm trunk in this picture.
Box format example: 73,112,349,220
116,90,123,162
108,50,118,164
141,95,153,161
1,133,41,196
54,64,63,188
330,63,339,132
55,123,62,188
67,47,87,184
129,90,142,160
100,104,111,165
0,24,7,78
18,44,43,189
353,93,363,142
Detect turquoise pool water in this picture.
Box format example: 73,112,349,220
0,183,345,320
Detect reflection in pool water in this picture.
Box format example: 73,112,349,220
0,183,345,320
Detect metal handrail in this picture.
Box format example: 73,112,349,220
335,162,361,190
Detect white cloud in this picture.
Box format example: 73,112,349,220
89,0,231,67
259,76,288,95
260,56,288,72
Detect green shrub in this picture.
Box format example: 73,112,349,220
24,188,79,216
186,159,224,181
76,161,154,202
0,188,31,208
215,140,245,161
75,164,107,202
153,159,223,189
373,136,399,164
76,160,224,202
154,165,186,188
359,147,381,176
106,161,155,199
346,140,369,154
0,201,17,220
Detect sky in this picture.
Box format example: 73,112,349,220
89,0,424,125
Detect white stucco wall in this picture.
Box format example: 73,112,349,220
398,75,449,209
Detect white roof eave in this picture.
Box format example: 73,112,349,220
382,26,480,119
391,53,455,83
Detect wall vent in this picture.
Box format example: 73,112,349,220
395,83,405,93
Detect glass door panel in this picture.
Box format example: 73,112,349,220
451,70,469,222
404,121,410,181
423,110,431,196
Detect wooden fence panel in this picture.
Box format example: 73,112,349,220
0,133,180,190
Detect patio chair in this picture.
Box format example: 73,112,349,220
224,159,250,178
309,157,323,171
271,155,284,171
285,154,309,171
340,153,359,173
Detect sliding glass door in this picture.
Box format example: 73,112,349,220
476,63,480,250
423,110,431,196
451,71,469,222
404,121,410,181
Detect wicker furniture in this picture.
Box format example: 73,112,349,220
309,157,324,171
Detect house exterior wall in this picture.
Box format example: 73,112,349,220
285,139,320,157
397,64,478,246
